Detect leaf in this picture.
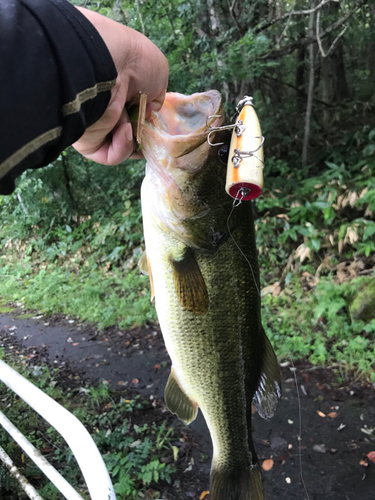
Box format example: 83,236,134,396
327,412,338,419
317,410,326,418
199,492,210,500
117,380,125,386
295,243,311,263
132,378,140,385
367,451,375,462
262,459,274,471
172,446,179,462
72,342,79,346
359,459,369,467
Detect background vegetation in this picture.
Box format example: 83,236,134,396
1,0,374,378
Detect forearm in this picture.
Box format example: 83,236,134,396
0,0,117,195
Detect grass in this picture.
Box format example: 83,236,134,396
263,275,375,382
0,356,177,499
0,259,156,329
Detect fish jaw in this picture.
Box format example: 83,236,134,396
142,90,223,161
140,91,225,243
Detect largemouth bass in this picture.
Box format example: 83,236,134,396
139,91,281,500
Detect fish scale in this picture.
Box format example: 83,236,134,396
140,91,281,500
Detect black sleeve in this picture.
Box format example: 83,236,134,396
0,0,118,195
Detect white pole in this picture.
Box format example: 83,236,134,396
0,360,116,500
0,410,83,500
0,445,44,500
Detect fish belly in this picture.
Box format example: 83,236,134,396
142,204,259,469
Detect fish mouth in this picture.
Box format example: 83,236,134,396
143,91,223,159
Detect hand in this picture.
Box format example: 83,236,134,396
72,7,169,165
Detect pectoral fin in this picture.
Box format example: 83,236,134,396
165,368,198,424
170,247,209,314
138,251,155,301
253,331,281,420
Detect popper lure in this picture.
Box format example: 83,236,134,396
208,96,265,201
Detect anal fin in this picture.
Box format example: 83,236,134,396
253,331,281,420
165,368,198,424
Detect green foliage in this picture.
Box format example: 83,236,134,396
264,275,375,381
0,360,176,499
257,126,375,279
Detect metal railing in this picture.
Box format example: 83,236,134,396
0,359,116,500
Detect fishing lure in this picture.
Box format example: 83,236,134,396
208,96,264,201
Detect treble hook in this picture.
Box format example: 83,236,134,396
232,136,265,168
207,115,246,147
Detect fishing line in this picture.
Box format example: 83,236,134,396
284,351,311,500
227,189,311,500
226,188,260,297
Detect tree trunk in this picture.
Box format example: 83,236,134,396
295,31,306,113
302,0,316,168
320,55,331,129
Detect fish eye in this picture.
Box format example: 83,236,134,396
218,144,229,165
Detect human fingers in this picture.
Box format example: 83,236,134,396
75,109,136,165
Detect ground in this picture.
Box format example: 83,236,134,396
0,307,374,500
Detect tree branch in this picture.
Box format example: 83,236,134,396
261,0,367,60
316,8,349,58
276,0,297,45
255,0,334,33
261,75,335,107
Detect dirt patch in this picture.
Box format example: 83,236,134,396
1,308,374,499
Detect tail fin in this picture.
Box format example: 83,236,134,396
210,464,263,500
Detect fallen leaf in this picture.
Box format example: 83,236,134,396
154,364,161,370
262,459,274,471
103,403,112,409
360,459,369,467
317,410,326,418
117,381,125,386
367,451,375,462
327,412,338,419
132,378,140,385
295,243,311,263
73,342,79,346
313,444,327,454
199,492,210,500
172,446,179,462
